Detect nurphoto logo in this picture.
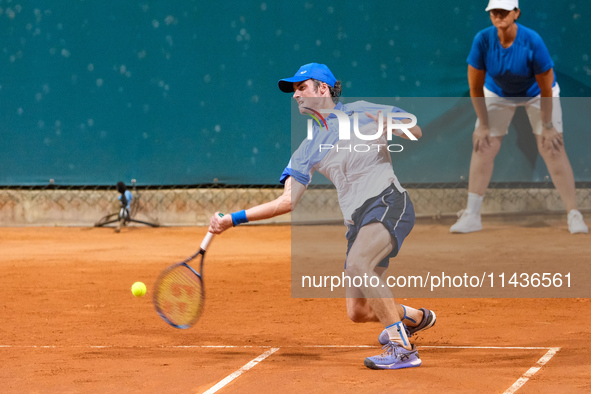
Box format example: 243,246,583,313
304,107,418,153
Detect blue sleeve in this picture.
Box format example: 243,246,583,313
125,190,132,209
530,32,554,75
467,31,487,70
279,164,310,186
279,167,291,184
279,147,314,186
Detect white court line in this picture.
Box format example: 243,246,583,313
202,347,280,394
0,345,558,349
502,347,561,394
420,345,555,350
1,345,560,393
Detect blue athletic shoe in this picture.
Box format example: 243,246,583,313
378,308,437,345
364,342,421,370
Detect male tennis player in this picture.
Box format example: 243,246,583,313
209,63,436,370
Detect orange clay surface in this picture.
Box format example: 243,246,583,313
0,224,590,393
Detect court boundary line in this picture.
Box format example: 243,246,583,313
502,347,560,394
0,344,559,350
202,347,279,394
0,344,560,393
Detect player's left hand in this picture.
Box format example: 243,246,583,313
209,211,233,234
364,111,388,137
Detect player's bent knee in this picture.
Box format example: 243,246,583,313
346,300,372,323
347,307,369,323
345,263,369,279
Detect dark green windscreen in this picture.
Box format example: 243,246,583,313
1,1,589,185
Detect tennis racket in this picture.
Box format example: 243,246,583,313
153,217,221,329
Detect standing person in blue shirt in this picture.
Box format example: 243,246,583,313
116,181,132,233
450,0,588,234
209,63,436,370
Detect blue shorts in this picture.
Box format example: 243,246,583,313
345,184,415,269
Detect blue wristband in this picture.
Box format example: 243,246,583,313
231,210,249,226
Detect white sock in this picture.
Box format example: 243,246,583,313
386,321,411,350
466,192,484,214
400,304,422,327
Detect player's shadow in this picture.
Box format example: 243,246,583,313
279,352,323,360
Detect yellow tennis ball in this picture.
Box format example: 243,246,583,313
131,281,147,297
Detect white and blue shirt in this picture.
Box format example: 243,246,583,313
280,101,407,223
467,23,556,97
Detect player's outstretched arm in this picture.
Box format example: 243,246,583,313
208,176,306,234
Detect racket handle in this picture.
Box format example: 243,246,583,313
201,213,224,250
201,232,215,251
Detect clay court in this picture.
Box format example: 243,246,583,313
1,223,589,393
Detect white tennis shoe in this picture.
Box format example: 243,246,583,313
568,209,588,234
450,210,482,233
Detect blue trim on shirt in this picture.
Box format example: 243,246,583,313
280,167,310,186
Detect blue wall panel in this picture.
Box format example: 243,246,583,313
1,1,589,185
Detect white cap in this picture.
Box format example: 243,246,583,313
485,0,519,11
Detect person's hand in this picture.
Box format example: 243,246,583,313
364,110,389,137
365,110,410,138
541,125,563,154
473,124,491,152
209,211,233,234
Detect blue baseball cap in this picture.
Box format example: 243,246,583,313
278,63,337,93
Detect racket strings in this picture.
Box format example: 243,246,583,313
154,264,204,328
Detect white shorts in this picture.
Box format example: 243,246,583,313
476,84,563,137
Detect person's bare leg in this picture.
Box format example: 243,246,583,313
344,223,417,351
346,267,422,328
346,223,423,369
345,224,398,318
536,135,577,211
468,136,504,196
451,136,504,233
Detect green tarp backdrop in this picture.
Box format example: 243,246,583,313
1,1,589,185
